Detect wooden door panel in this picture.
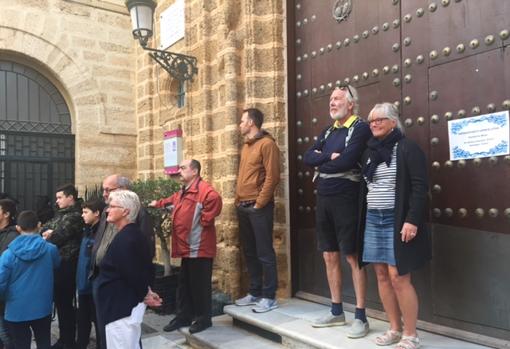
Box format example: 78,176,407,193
290,0,510,342
429,48,510,233
427,0,510,68
293,0,401,298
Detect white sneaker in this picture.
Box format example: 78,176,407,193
252,298,278,313
235,294,261,306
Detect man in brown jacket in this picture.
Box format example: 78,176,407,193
234,108,280,313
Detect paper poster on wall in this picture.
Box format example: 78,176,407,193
163,129,183,174
159,0,185,50
448,111,509,160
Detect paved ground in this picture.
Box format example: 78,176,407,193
30,301,500,349
31,310,181,349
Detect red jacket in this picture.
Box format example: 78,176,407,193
154,178,222,258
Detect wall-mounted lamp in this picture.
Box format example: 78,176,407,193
125,0,198,83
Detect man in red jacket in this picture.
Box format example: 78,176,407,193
150,159,222,334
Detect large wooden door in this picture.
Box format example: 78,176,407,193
289,0,510,344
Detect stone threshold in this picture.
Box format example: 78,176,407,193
222,298,494,349
179,314,284,349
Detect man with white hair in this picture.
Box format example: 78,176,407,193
303,85,372,338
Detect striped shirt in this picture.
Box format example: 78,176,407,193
366,144,397,209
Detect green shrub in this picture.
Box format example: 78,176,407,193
131,177,181,275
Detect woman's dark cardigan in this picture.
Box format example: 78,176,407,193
94,223,154,326
357,137,432,275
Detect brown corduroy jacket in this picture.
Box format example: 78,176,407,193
235,131,280,208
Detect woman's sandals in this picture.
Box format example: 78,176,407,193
395,335,420,349
375,330,402,346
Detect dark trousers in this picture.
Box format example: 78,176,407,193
91,281,106,349
76,294,100,349
54,259,77,346
237,202,278,299
0,305,13,349
176,258,213,325
5,315,51,349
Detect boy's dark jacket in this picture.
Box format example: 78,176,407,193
44,200,84,262
0,225,18,255
76,222,99,295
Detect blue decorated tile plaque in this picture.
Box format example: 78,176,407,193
448,111,509,160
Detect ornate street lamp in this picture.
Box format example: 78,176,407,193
125,0,198,83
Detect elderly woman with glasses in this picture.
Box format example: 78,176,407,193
357,103,431,349
93,190,154,349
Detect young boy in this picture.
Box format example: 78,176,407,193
76,199,105,349
0,210,60,349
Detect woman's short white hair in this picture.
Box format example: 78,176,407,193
109,190,140,223
368,102,404,132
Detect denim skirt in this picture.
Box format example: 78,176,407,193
362,209,396,266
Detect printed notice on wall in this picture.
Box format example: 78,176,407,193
159,0,185,49
163,129,183,175
448,111,509,160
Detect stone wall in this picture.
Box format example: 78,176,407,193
0,0,138,188
136,0,290,298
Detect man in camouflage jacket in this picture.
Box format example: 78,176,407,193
42,184,84,349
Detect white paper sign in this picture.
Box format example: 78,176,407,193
164,137,182,168
448,111,509,160
159,0,185,49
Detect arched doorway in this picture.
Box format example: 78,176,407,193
0,60,74,211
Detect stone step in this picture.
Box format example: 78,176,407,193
141,311,189,349
224,298,493,349
142,334,188,349
180,314,284,349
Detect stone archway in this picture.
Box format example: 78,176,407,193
0,21,137,187
0,59,75,210
0,26,107,188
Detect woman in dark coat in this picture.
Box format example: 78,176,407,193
93,190,155,349
357,103,431,349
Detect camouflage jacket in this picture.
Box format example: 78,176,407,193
43,201,84,262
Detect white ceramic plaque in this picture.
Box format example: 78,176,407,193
448,111,509,160
159,0,185,49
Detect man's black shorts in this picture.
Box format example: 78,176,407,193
315,193,358,254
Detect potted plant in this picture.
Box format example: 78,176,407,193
131,177,181,313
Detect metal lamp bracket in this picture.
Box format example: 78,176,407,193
143,47,198,83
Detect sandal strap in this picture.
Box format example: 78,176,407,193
375,330,402,345
395,336,420,349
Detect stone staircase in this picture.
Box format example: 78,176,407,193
172,298,496,349
140,298,506,349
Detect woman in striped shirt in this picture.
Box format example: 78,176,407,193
357,103,431,349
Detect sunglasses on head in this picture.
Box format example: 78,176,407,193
338,84,353,99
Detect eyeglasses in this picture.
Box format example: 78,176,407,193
368,118,389,125
103,187,119,193
338,84,353,99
